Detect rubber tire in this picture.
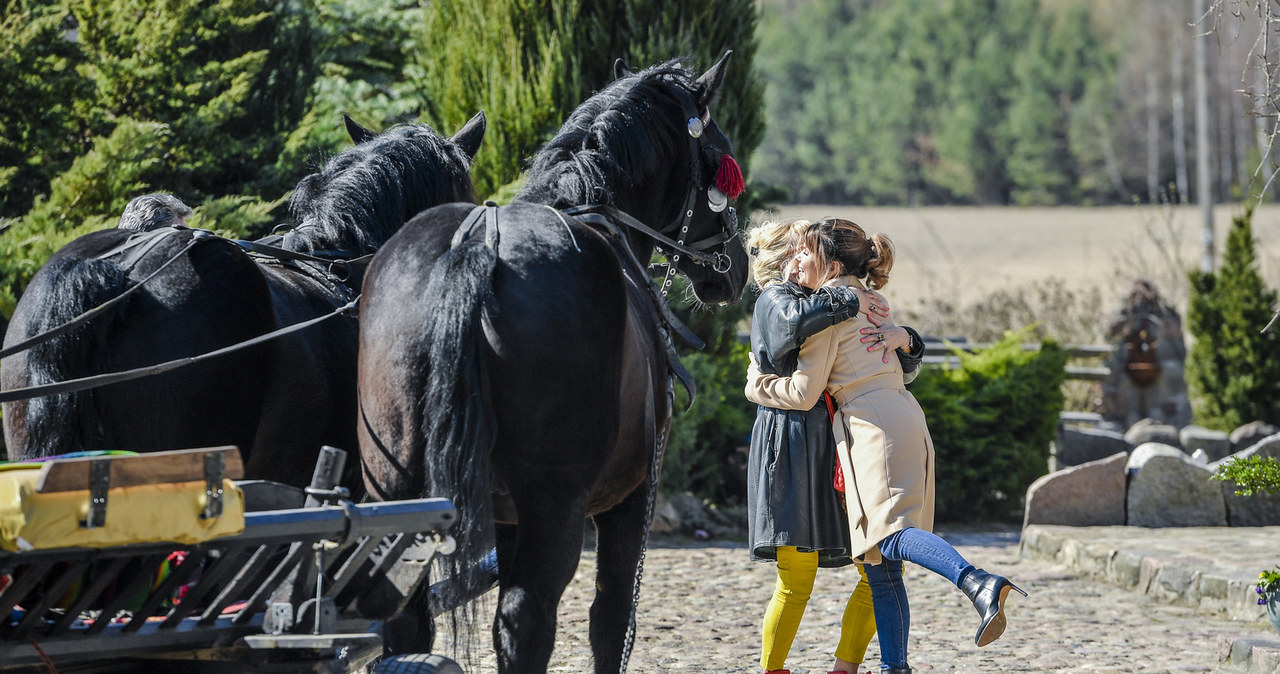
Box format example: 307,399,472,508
374,653,464,674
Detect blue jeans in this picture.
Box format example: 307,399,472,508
864,528,976,669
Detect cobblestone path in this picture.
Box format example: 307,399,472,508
436,528,1268,673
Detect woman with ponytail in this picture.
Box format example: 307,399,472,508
745,218,1025,673
745,219,924,674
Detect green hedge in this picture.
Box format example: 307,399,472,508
911,327,1067,522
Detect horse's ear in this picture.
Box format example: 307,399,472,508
613,58,632,80
344,114,377,145
452,111,486,159
694,50,734,109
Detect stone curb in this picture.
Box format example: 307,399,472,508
1021,525,1280,673
1020,525,1268,621
1216,636,1280,673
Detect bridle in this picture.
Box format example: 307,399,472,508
653,94,740,294
562,89,740,299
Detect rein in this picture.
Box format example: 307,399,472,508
0,298,359,404
0,231,207,360
560,204,735,275
0,227,370,362
0,226,374,402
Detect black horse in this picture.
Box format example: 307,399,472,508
1,114,485,490
357,53,748,672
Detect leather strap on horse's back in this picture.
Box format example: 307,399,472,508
0,228,208,360
450,201,500,252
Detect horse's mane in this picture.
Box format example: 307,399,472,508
516,60,695,209
285,124,477,256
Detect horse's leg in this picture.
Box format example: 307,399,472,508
494,475,586,674
495,522,518,587
588,479,653,674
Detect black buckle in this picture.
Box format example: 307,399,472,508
82,460,110,529
202,451,225,519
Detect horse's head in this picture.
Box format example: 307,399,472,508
661,52,749,306
285,112,485,256
519,52,749,306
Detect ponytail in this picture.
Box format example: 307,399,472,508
865,232,894,290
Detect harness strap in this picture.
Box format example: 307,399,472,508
561,204,726,270
232,238,374,269
568,212,705,351
2,227,372,362
0,299,360,404
568,211,699,407
449,201,500,251
0,233,206,360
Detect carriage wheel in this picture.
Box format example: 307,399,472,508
374,653,464,674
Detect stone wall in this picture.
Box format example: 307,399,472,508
1027,422,1280,527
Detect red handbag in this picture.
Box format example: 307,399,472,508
823,392,845,495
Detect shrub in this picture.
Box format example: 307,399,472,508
663,278,754,504
1212,455,1280,496
1185,206,1280,430
910,327,1067,522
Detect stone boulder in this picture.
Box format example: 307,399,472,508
1023,452,1128,528
651,491,746,539
1125,419,1181,450
1209,433,1280,527
1231,421,1280,453
1126,442,1227,527
1179,424,1232,462
1056,426,1131,468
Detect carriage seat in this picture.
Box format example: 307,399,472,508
0,447,246,552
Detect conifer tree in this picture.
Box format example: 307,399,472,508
1186,207,1280,430
70,0,317,200
413,0,766,201
0,5,93,217
0,0,317,316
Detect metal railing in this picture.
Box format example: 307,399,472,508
922,340,1113,381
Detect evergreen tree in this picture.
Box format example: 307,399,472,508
0,0,319,317
71,0,317,201
754,0,1115,205
277,0,427,173
413,0,766,202
1186,207,1280,430
0,4,93,217
0,118,172,315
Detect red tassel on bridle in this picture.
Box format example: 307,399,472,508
715,154,745,200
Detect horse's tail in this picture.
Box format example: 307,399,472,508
6,256,130,457
418,234,498,653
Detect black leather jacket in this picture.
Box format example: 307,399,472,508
750,281,924,379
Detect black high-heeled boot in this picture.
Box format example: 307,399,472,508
959,568,1027,647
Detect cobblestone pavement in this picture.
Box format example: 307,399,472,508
436,527,1274,673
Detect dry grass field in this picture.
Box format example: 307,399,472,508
759,204,1280,341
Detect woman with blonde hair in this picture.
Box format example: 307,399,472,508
746,218,1025,673
745,218,924,674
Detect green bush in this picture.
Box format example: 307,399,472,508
665,341,753,502
911,327,1067,522
663,278,754,504
1212,455,1280,497
1185,206,1280,431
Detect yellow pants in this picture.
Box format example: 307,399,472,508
760,546,876,671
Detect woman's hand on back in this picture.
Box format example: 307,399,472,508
853,287,890,320
860,324,911,363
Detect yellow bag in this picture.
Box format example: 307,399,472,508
0,449,246,552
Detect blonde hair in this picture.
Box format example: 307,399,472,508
797,218,895,290
747,219,810,288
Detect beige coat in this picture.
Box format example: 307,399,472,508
745,276,934,564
